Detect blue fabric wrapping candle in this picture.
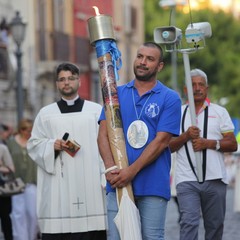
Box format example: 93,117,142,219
95,39,122,81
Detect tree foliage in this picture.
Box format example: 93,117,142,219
144,0,240,118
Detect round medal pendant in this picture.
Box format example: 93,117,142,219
127,120,149,149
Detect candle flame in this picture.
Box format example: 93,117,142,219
93,6,100,16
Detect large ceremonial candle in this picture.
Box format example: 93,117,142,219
87,7,134,203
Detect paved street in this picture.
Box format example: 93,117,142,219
165,187,240,240
1,188,239,239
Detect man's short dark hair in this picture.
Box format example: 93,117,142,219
56,62,80,77
143,42,164,63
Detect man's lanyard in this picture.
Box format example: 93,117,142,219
182,105,208,183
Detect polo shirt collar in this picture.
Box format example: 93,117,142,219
187,98,210,115
126,79,163,93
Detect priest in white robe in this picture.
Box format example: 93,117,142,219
27,62,107,240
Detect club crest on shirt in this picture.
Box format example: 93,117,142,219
145,103,160,118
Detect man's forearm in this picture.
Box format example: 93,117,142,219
169,132,189,152
97,122,116,169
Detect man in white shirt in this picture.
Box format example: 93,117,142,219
169,69,237,240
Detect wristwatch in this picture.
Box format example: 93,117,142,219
216,140,221,151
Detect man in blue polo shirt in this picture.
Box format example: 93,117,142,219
98,42,181,240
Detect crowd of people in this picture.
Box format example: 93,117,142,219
0,120,39,240
0,42,239,240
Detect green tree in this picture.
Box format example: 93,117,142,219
144,1,240,118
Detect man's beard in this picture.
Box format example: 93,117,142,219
134,66,157,82
59,88,77,97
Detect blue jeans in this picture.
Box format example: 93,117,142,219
106,192,168,240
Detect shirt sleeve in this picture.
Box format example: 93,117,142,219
27,111,56,174
98,107,106,124
157,90,182,136
220,107,235,133
1,144,15,172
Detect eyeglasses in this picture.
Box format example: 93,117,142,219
56,76,79,83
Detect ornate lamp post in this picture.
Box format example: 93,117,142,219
10,11,26,123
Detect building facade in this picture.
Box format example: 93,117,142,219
0,0,144,128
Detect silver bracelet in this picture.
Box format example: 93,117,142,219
105,165,118,174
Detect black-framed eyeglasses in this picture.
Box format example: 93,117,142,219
56,76,79,83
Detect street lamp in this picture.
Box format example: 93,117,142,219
10,11,27,123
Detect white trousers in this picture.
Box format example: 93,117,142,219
11,184,39,240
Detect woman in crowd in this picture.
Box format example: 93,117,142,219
7,118,39,240
0,140,15,240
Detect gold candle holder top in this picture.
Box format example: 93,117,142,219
87,15,115,45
